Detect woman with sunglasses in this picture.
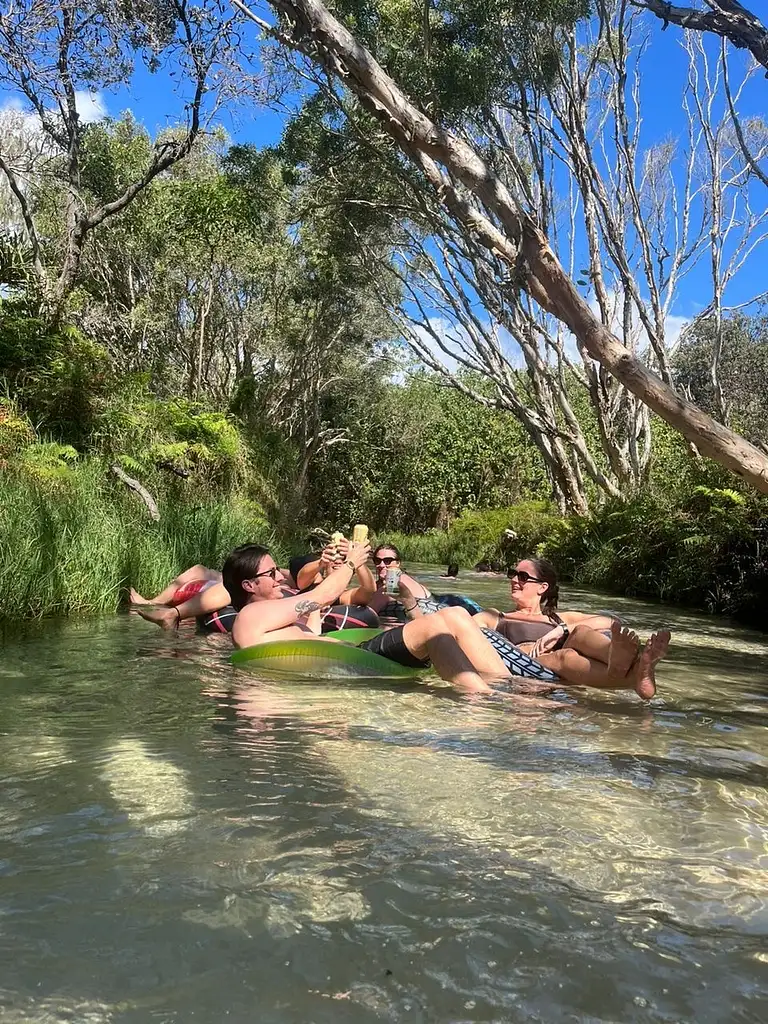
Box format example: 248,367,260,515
475,557,670,697
481,559,615,641
367,545,434,623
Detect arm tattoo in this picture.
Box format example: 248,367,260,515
294,599,321,617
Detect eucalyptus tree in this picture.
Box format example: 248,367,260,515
232,0,768,500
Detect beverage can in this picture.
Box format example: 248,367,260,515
330,531,344,563
385,567,402,595
352,524,368,544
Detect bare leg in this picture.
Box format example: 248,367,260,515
135,582,231,630
424,633,493,694
131,565,222,607
537,627,671,698
560,621,639,675
402,607,510,693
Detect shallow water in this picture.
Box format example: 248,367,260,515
2,567,768,1023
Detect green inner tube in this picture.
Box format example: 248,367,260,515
230,631,425,679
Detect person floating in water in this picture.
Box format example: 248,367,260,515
129,538,378,633
224,544,671,699
474,557,671,699
439,564,459,579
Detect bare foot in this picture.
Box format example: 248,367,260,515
628,629,671,700
136,605,181,631
606,620,640,678
129,588,152,606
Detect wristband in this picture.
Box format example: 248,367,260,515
402,602,417,612
343,559,356,573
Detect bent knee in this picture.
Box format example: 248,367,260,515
566,623,590,642
439,605,473,625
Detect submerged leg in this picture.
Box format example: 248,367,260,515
402,606,511,694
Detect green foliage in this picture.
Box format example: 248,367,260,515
673,314,768,447
336,0,589,122
0,398,35,460
0,459,279,619
537,485,768,625
0,298,114,444
309,372,549,532
383,500,562,566
97,392,250,491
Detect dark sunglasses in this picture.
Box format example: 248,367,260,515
373,556,399,565
507,568,543,584
252,566,280,580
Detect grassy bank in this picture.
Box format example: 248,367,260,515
0,461,280,619
389,493,768,630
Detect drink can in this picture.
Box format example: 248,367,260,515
385,567,402,595
352,524,368,544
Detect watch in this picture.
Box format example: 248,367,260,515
344,558,356,573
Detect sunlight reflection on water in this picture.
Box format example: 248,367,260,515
1,569,768,1022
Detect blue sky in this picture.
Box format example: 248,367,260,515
3,7,767,347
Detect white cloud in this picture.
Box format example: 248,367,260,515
585,290,690,356
74,90,107,123
0,89,107,126
664,312,690,350
406,316,462,373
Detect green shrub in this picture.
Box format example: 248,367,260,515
95,392,251,492
383,501,563,568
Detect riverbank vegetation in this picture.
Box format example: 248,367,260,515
2,0,768,625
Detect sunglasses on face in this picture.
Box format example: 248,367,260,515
253,566,280,580
373,556,399,565
507,568,543,584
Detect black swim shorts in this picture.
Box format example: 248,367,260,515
357,625,430,669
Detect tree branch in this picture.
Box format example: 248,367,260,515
110,464,160,522
250,0,768,493
0,150,45,281
631,0,768,72
722,41,768,186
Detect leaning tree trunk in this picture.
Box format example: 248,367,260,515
248,0,768,495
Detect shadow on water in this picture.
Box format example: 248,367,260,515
2,584,768,1022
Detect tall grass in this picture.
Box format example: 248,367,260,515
0,460,281,619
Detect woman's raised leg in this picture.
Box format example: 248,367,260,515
402,606,510,693
135,582,231,630
537,626,671,698
130,565,221,606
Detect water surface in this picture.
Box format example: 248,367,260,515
2,568,768,1022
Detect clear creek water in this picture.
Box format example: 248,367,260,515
1,566,768,1022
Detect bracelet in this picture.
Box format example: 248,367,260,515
402,602,417,612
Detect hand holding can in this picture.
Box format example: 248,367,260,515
384,567,402,596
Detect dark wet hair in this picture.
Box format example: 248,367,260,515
373,543,402,561
525,557,559,618
222,544,270,611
